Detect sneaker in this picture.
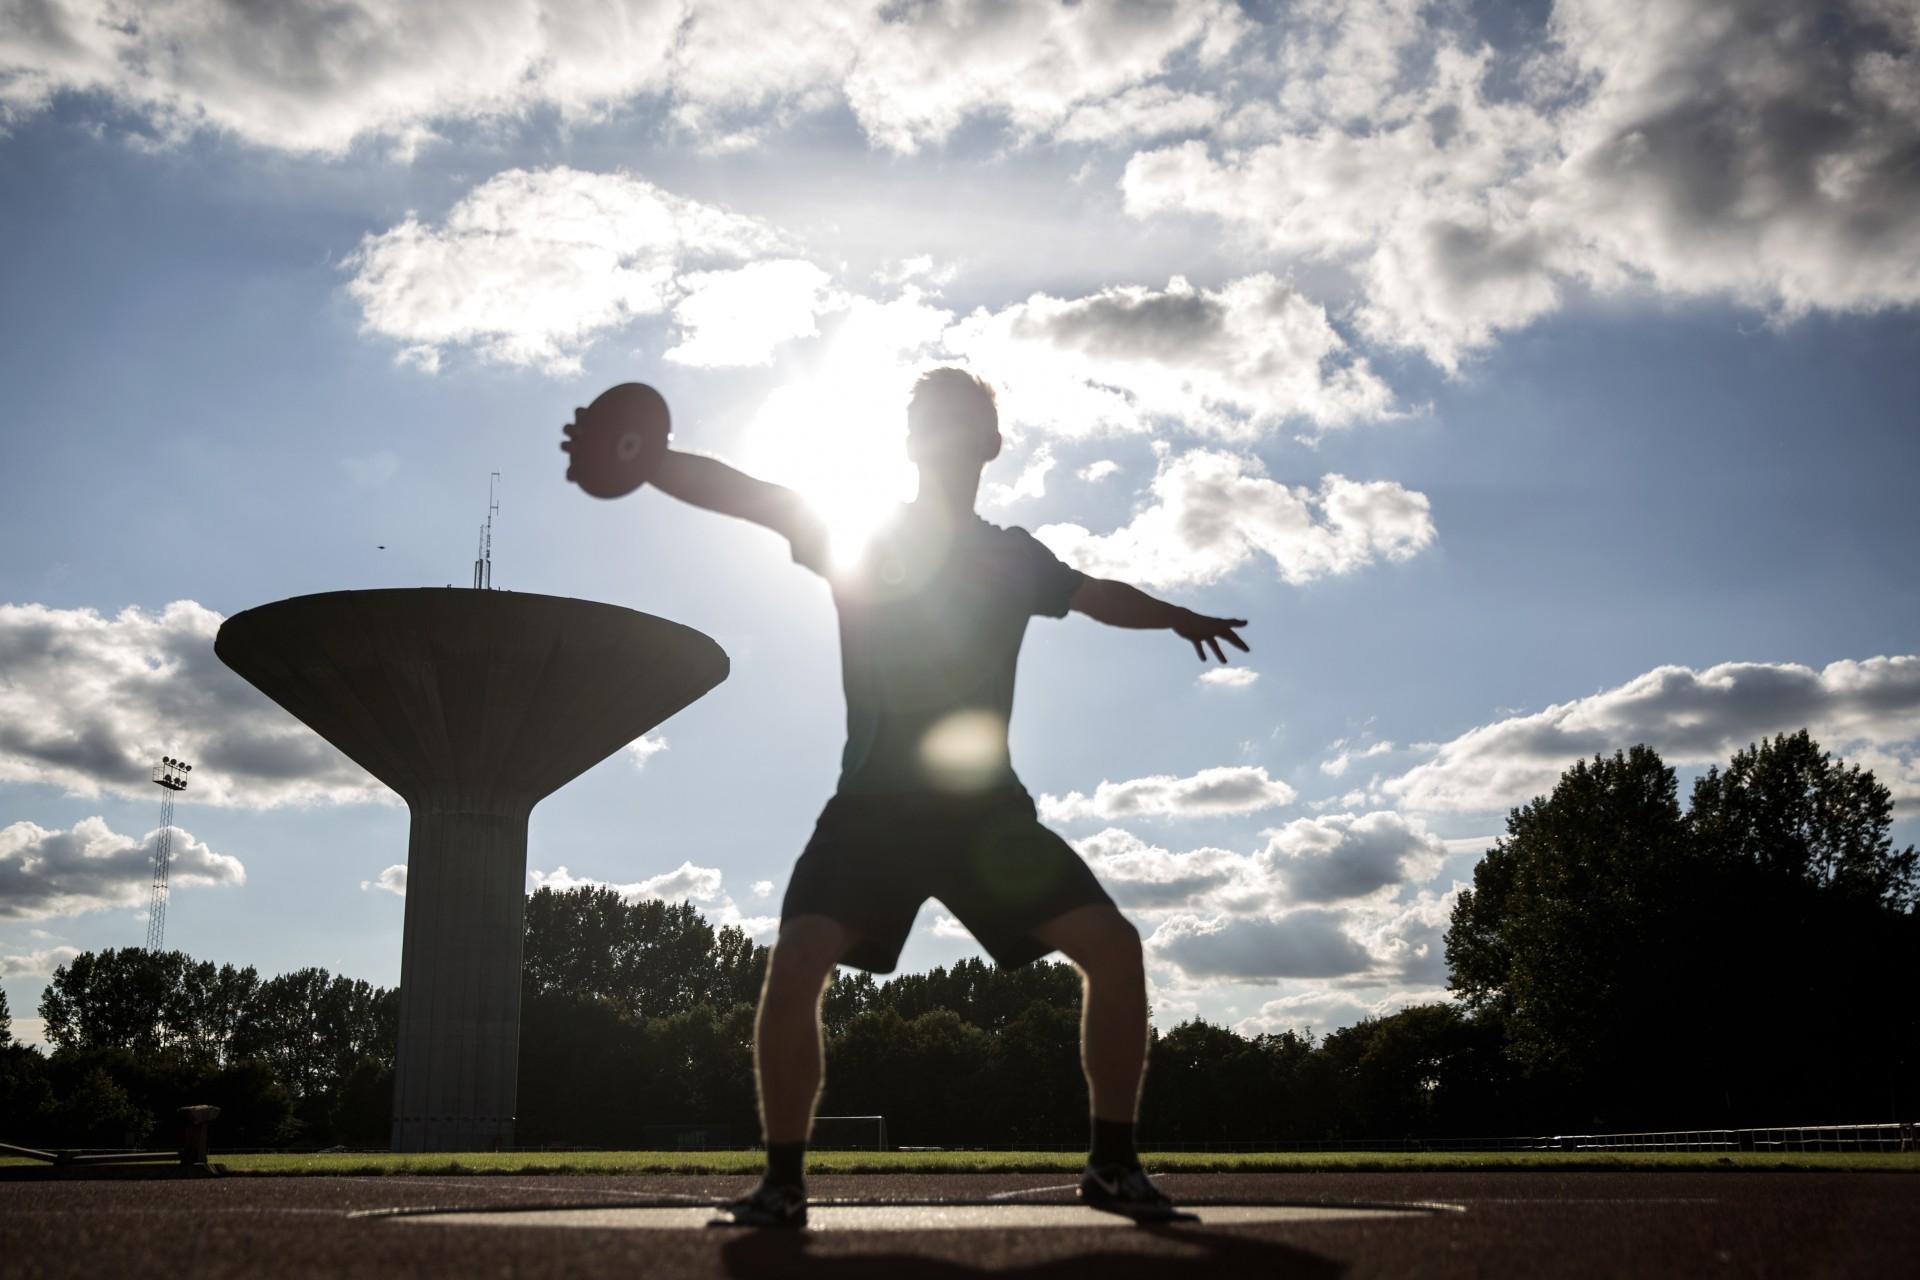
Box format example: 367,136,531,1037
713,1178,808,1229
1079,1162,1191,1222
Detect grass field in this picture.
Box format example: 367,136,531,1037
141,1148,1920,1177
7,1148,1914,1177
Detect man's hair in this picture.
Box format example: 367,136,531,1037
908,367,998,438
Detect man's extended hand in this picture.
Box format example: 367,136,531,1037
1069,578,1252,663
1172,609,1250,664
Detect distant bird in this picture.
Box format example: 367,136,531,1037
377,545,387,550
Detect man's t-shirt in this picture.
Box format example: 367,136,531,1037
790,504,1089,795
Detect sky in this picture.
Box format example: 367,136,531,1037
3,0,1918,1050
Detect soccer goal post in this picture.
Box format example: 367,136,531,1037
812,1114,888,1151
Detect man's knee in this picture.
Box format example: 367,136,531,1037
1043,905,1143,979
764,916,851,999
1086,913,1144,979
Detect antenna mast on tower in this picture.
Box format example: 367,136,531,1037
146,755,191,953
472,471,501,590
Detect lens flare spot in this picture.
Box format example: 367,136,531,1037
919,710,1009,792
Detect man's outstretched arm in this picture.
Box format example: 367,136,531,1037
1068,578,1250,664
649,449,818,544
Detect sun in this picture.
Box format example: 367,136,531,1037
735,372,919,569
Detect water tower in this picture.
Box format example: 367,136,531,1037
216,589,728,1151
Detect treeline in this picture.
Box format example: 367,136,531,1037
5,730,1914,1149
2,953,395,1148
1447,730,1917,1130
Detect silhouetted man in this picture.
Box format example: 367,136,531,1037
647,368,1249,1226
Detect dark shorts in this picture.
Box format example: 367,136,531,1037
781,787,1115,974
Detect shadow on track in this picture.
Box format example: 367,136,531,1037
718,1226,1345,1278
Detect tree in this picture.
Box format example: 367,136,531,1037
1446,745,1691,1121
522,886,769,1020
821,970,878,1037
1,985,10,1046
230,969,397,1111
1686,732,1919,1118
330,1057,394,1147
38,949,266,1066
1690,731,1917,912
167,959,263,1066
45,1065,153,1148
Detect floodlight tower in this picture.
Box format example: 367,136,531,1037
146,755,192,953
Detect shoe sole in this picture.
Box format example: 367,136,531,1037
1080,1194,1198,1224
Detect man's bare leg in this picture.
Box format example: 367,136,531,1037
721,915,853,1227
755,914,854,1146
1031,904,1183,1217
1030,904,1148,1124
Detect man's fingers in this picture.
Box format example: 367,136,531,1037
1225,629,1250,652
1207,637,1226,663
1191,639,1206,662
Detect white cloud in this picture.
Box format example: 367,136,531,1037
1072,828,1248,911
1075,818,1462,1001
875,256,955,288
1036,448,1435,589
0,0,1243,155
1148,910,1373,980
0,817,244,921
0,600,388,808
1320,739,1395,776
360,865,407,897
1198,667,1259,688
1260,810,1447,904
9,1,1912,391
343,174,1405,450
928,912,972,940
530,859,726,903
1231,988,1380,1037
526,860,777,938
666,259,841,368
1055,84,1225,146
625,735,670,770
1545,0,1920,317
1041,765,1296,823
751,879,774,899
1,944,81,978
0,0,680,155
984,445,1055,507
1121,0,1920,369
839,1,1247,154
345,167,790,374
1232,984,1455,1038
1386,655,1920,812
1079,460,1122,483
946,275,1397,439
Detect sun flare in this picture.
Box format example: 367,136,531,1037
736,373,919,568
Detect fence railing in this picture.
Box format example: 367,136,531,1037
1533,1122,1914,1153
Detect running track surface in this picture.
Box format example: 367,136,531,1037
4,1170,1915,1277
